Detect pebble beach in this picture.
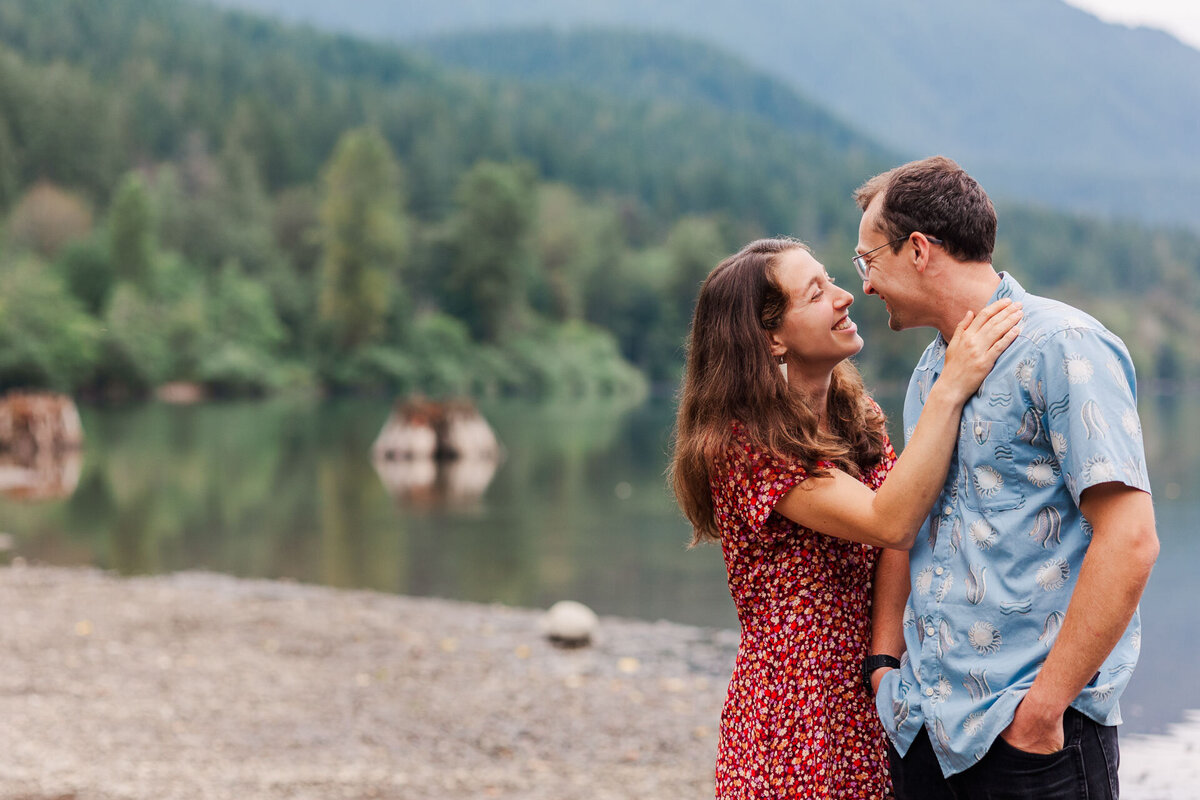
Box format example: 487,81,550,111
0,565,1192,799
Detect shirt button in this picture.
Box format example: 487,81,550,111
926,627,936,637
924,687,935,697
943,505,953,516
935,567,944,576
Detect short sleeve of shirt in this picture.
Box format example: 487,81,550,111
712,428,813,538
1036,327,1152,505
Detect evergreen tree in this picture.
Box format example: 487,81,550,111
444,161,537,343
108,172,156,288
316,127,407,357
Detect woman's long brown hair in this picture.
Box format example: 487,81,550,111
670,238,888,545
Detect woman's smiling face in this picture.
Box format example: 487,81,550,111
768,247,863,372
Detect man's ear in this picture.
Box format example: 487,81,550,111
912,234,935,274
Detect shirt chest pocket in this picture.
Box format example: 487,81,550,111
960,418,1026,513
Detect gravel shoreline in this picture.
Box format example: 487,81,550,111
0,565,734,799
0,565,1190,799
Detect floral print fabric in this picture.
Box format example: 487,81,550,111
710,421,897,799
878,273,1153,777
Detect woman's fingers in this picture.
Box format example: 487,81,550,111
953,309,976,338
964,298,1013,332
972,303,1023,342
988,325,1023,354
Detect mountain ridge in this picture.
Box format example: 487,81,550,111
201,0,1200,230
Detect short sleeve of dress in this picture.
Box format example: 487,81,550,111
1036,327,1152,505
711,425,811,537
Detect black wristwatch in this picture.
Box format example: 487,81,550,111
862,654,901,694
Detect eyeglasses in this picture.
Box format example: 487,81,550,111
852,234,944,281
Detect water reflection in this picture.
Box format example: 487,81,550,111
372,456,498,507
0,449,82,501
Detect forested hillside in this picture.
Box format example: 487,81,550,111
413,26,1200,386
0,0,890,399
0,0,1195,402
209,0,1200,231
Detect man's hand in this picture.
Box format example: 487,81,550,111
999,699,1064,754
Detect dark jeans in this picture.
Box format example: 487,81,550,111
889,707,1120,800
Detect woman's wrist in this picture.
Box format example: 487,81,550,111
925,379,970,411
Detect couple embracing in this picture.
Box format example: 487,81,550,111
671,156,1157,799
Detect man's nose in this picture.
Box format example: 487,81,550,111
862,278,878,296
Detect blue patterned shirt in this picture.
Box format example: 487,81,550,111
875,273,1152,776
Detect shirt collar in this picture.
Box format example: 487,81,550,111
925,272,1023,370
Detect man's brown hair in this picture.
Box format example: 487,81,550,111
855,156,996,263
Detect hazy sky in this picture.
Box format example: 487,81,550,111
1063,0,1200,49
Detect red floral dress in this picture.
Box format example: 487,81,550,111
710,421,897,799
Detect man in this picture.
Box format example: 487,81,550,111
854,156,1158,799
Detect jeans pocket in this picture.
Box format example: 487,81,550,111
982,737,1087,799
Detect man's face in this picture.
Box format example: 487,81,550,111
856,196,917,331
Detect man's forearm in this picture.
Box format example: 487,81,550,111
870,546,910,692
1008,485,1157,746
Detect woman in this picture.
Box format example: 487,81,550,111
670,238,1020,799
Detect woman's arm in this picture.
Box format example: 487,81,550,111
774,299,1021,549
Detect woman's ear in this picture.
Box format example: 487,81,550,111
768,333,787,359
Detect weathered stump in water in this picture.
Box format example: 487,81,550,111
0,391,84,500
370,397,502,504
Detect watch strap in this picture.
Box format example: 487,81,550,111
862,654,901,693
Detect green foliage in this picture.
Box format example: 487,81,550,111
529,183,622,322
107,173,156,287
490,320,649,400
400,311,477,396
443,161,537,342
317,127,407,359
99,282,174,392
151,144,279,275
0,48,122,197
199,261,289,395
0,254,100,390
416,28,879,154
54,237,115,315
663,216,729,332
216,0,1200,230
0,117,17,211
0,0,1194,399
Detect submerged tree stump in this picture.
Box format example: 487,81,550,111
370,397,502,504
0,391,84,500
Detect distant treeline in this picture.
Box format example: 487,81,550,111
0,0,1195,401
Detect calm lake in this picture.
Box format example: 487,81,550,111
1,388,1195,737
